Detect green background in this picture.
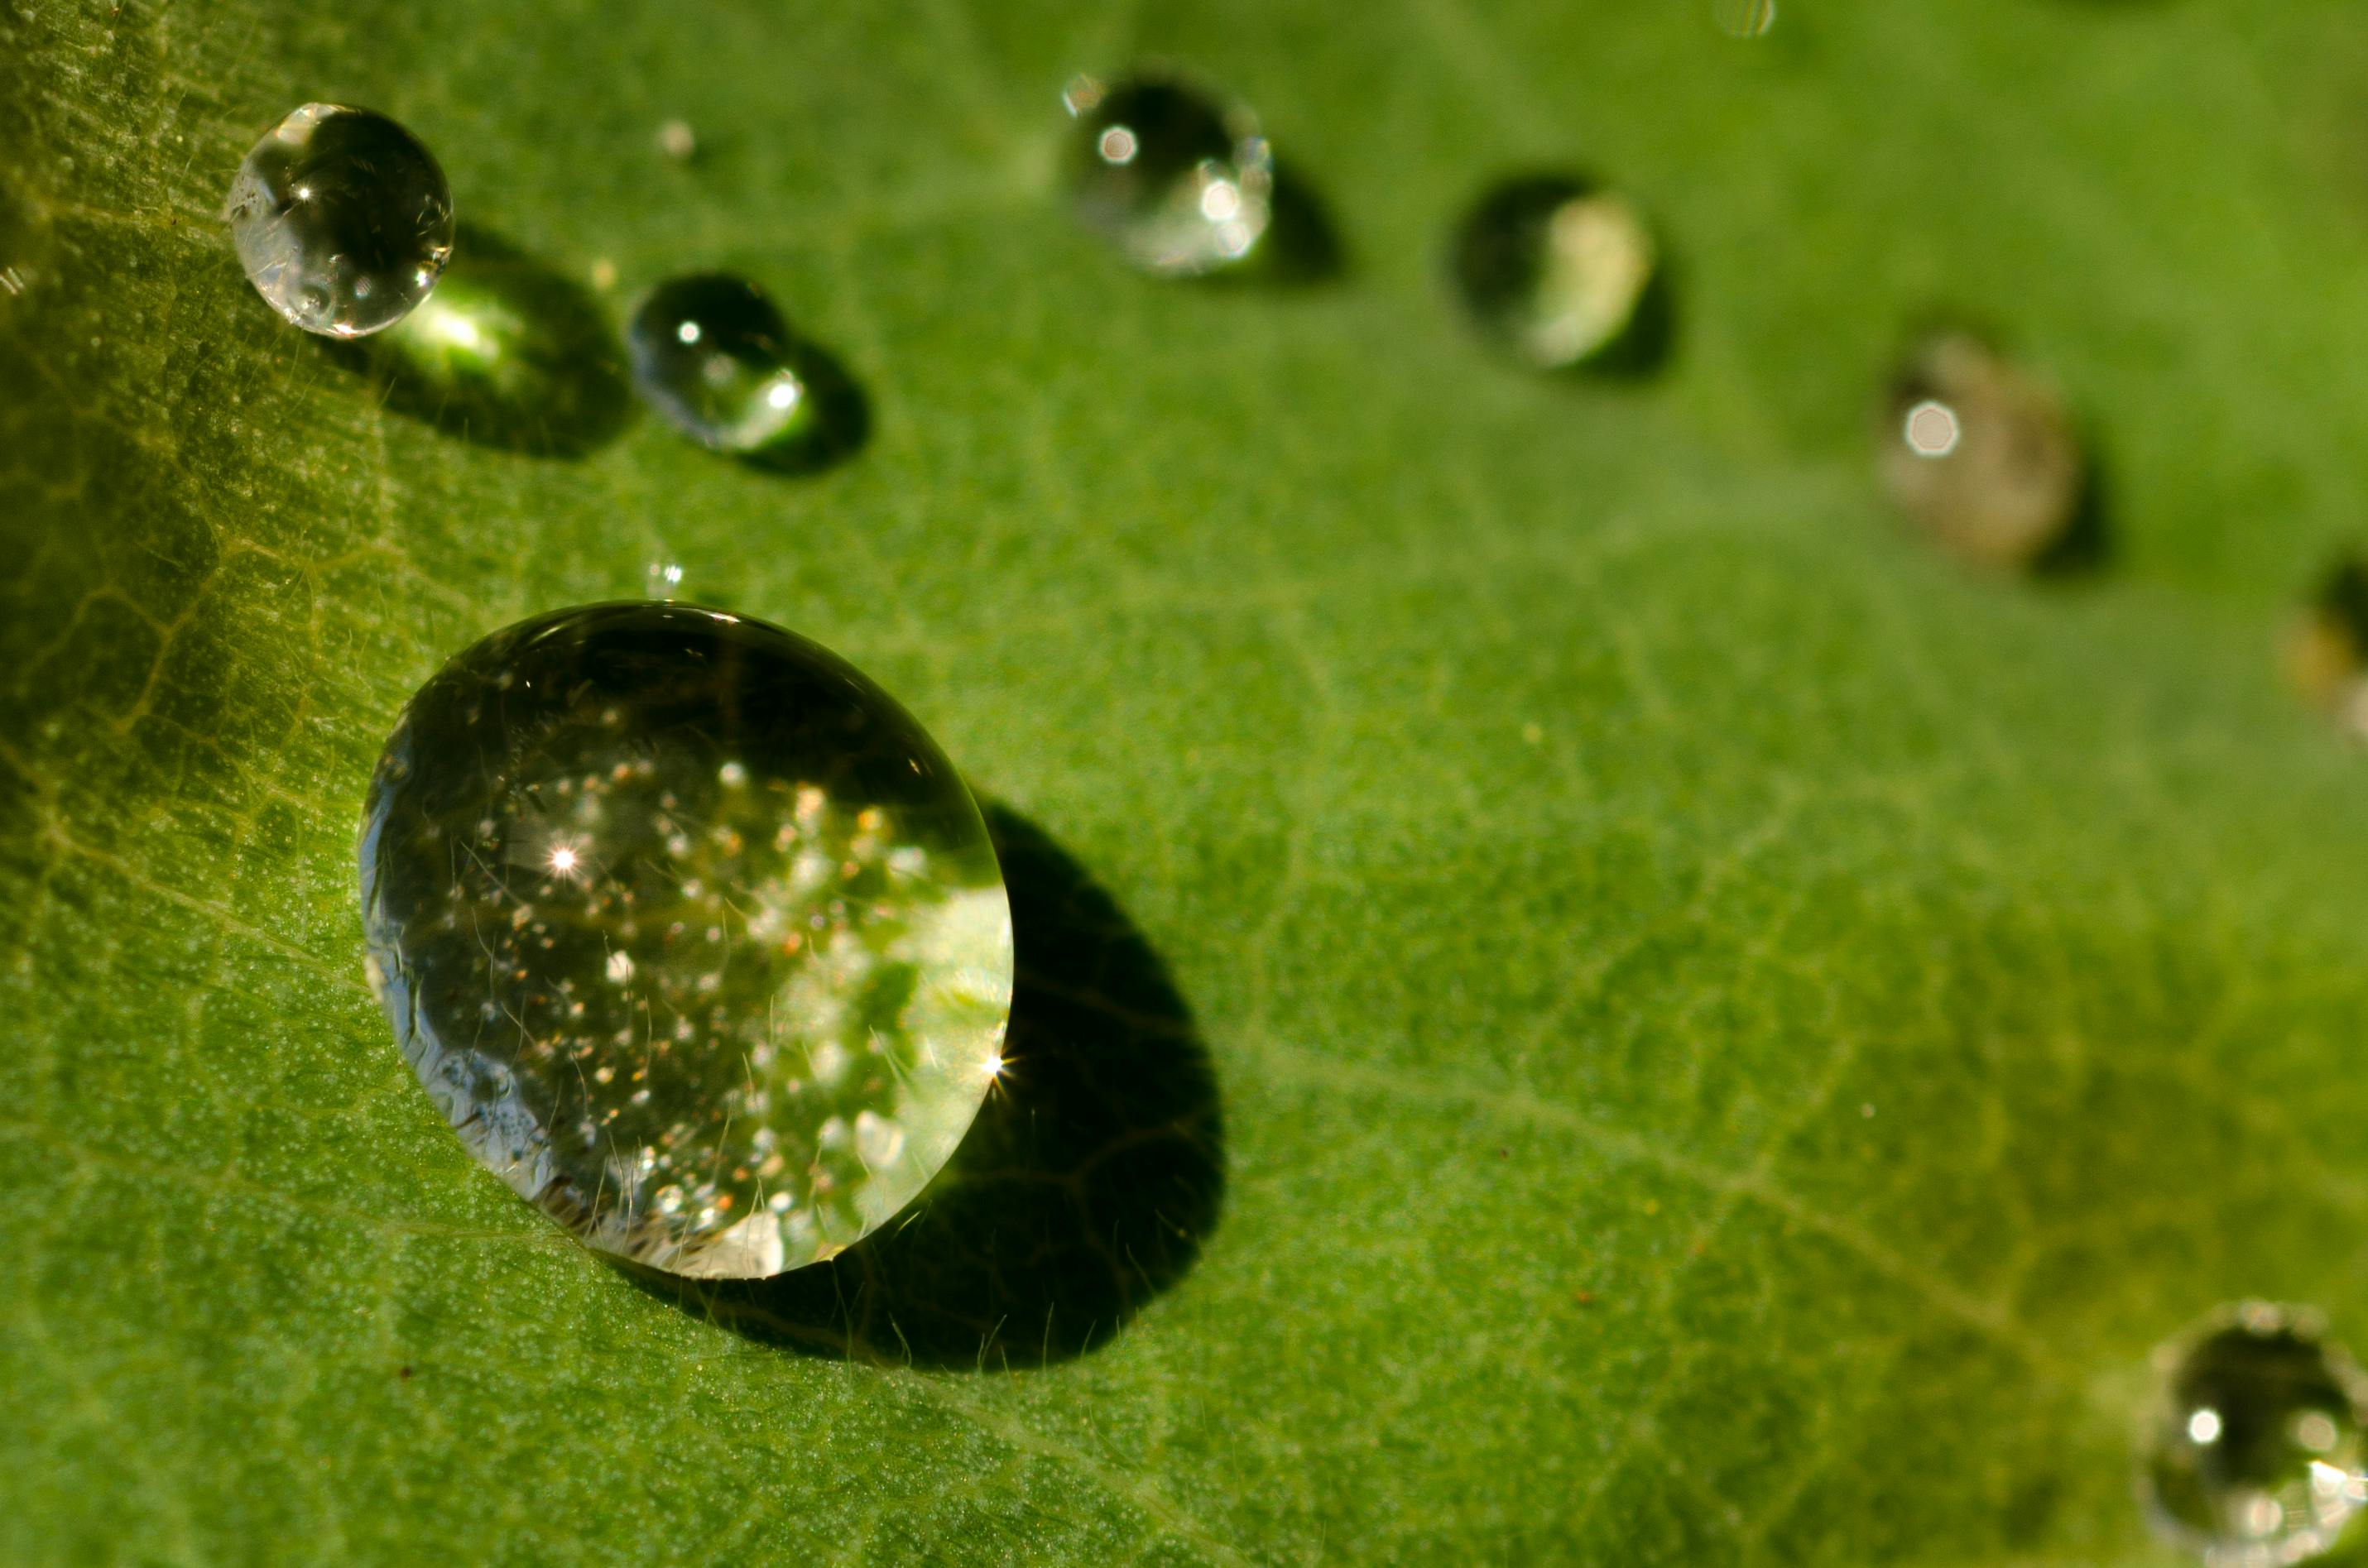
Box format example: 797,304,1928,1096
8,0,2368,1561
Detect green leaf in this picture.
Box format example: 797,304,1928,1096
7,1,2368,1561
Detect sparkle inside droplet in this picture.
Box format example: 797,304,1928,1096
358,602,1015,1279
223,103,454,337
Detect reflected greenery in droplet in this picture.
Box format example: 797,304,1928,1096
2141,1303,2368,1568
337,226,633,458
626,273,869,476
1449,174,1670,375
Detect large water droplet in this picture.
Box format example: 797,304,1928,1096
2141,1302,2368,1567
1064,72,1274,277
626,274,866,471
358,603,1014,1279
224,103,454,338
1879,330,2087,570
1449,175,1665,372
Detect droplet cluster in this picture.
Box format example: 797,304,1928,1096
361,604,1011,1278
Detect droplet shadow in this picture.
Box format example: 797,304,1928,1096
626,804,1224,1369
1236,161,1346,287
738,337,871,477
327,225,634,458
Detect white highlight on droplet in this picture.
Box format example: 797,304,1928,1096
676,319,702,345
1904,400,1962,458
1098,126,1139,165
2189,1407,2224,1445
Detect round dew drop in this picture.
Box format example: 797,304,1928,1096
1063,72,1274,276
1878,330,2085,571
1449,175,1661,372
224,103,454,338
2140,1302,2368,1568
626,274,818,456
358,603,1014,1279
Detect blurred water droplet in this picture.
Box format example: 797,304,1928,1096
1879,330,2085,570
2141,1302,2368,1567
1064,71,1274,277
645,559,685,598
1712,0,1778,37
1450,175,1664,372
656,119,697,161
2284,554,2368,738
627,274,867,471
359,602,1014,1279
223,103,454,338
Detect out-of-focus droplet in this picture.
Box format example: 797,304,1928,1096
1064,71,1274,277
1712,0,1778,37
2141,1302,2368,1568
2284,554,2368,739
1879,330,2085,570
358,602,1014,1279
625,273,867,468
1450,175,1663,372
223,103,454,338
644,559,686,599
656,119,697,162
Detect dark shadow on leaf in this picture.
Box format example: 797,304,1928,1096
626,803,1224,1369
1236,161,1346,287
326,225,634,458
738,338,871,477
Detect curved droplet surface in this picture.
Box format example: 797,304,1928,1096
224,103,454,338
626,274,860,468
1063,72,1273,276
359,603,1013,1279
1449,175,1663,372
2141,1302,2368,1568
1879,330,2085,570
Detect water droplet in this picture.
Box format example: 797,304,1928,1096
1450,175,1665,372
223,103,454,338
358,602,1014,1279
656,119,698,162
1064,72,1274,276
1712,0,1778,37
2284,554,2368,738
627,274,868,471
2141,1302,2368,1567
0,182,45,320
1879,330,2087,570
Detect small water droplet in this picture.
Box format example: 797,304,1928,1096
2284,554,2368,738
627,274,865,469
1712,0,1778,38
1879,330,2086,570
358,602,1015,1278
2140,1302,2368,1567
224,103,454,338
656,119,697,161
1064,72,1274,277
1450,175,1664,372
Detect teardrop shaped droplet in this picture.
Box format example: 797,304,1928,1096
1063,72,1274,276
626,274,856,466
2140,1302,2368,1568
1449,175,1664,372
223,103,454,338
358,603,1014,1280
1879,330,2086,570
